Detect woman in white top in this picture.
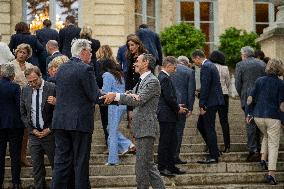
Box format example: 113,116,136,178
209,50,231,153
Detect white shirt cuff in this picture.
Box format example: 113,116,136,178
114,93,120,101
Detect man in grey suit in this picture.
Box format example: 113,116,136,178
235,46,266,161
171,56,196,164
102,54,166,189
20,66,56,189
51,39,100,189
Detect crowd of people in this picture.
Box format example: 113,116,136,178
0,14,283,189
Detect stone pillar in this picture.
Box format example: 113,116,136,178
256,0,284,61
0,0,11,42
160,0,176,31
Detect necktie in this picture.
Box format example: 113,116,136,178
135,78,142,94
36,89,41,131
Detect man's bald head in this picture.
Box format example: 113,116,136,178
46,40,59,55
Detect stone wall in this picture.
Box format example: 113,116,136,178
0,0,11,42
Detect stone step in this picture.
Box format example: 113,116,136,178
3,172,284,188
4,162,284,178
5,152,284,166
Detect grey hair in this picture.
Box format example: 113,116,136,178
46,40,59,49
71,39,92,57
142,53,156,72
265,58,284,76
240,46,255,58
178,56,189,65
1,63,15,78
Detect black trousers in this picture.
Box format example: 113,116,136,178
29,134,55,189
51,130,92,189
197,107,219,159
99,105,108,146
0,128,24,185
157,122,177,171
217,94,230,148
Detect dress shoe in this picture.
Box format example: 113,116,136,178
175,158,187,164
260,160,268,170
197,158,218,164
222,147,230,153
159,169,175,177
121,143,135,155
170,167,186,175
266,175,277,185
246,152,260,162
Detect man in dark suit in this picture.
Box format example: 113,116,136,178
36,19,59,48
101,54,166,189
0,64,25,189
51,39,100,189
20,66,56,189
191,50,224,164
171,56,196,164
157,56,188,176
136,24,163,66
235,46,266,161
46,40,62,71
58,15,81,58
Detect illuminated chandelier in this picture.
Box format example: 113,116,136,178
29,12,64,33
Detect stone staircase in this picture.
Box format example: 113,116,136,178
3,99,284,188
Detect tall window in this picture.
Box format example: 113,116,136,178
254,0,276,35
23,0,79,32
177,0,217,55
135,0,160,32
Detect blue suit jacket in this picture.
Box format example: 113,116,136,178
157,71,180,122
199,60,224,109
0,78,24,129
136,28,163,66
36,27,59,47
247,74,284,124
59,25,81,58
116,45,128,73
171,64,196,112
52,57,100,133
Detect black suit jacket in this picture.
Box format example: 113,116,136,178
36,27,59,47
0,78,24,129
157,71,180,122
20,81,56,134
52,57,100,133
199,60,224,109
59,25,81,58
46,51,62,67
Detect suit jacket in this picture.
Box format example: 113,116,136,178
136,28,163,66
157,71,180,123
116,45,128,74
36,27,59,47
59,25,81,58
235,57,266,108
52,57,100,133
0,78,24,129
171,64,196,112
20,81,56,134
119,72,161,138
9,33,44,66
199,60,224,109
46,51,62,67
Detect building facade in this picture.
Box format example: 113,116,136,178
0,0,276,55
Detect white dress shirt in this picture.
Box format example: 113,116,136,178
31,80,45,129
161,69,170,76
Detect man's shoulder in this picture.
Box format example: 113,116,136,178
44,81,56,88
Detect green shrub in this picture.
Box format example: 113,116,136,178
160,23,206,58
219,27,260,68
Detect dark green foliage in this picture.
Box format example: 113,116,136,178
160,23,206,58
219,27,260,68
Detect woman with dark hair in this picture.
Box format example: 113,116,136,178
9,22,44,68
125,35,147,128
101,58,134,165
247,58,284,185
209,50,231,153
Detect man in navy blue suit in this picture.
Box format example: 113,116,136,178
51,39,100,189
191,50,224,164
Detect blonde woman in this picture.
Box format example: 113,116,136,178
47,55,69,83
247,58,284,185
80,25,100,67
9,43,34,167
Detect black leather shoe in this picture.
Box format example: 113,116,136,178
197,158,218,164
170,167,186,175
223,147,230,153
175,158,187,164
159,169,176,177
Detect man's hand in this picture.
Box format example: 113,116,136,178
186,111,192,118
246,115,254,124
32,129,42,138
200,108,206,115
40,128,51,138
178,107,188,114
127,94,140,101
99,92,116,104
47,96,56,105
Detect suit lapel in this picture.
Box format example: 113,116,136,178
27,87,33,114
138,73,152,92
